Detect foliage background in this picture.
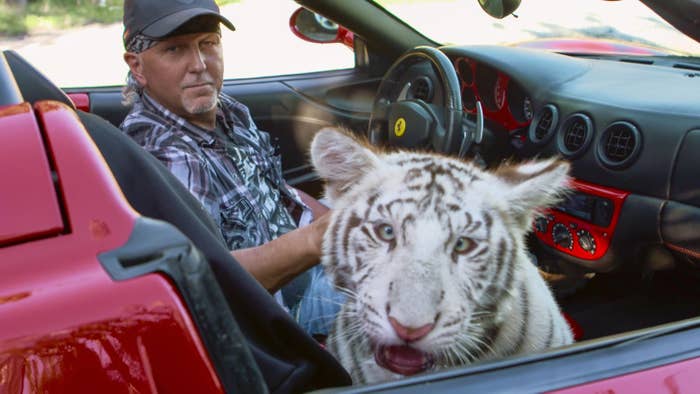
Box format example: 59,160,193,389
0,0,239,36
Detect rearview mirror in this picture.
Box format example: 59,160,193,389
478,0,521,19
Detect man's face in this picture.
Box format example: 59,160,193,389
136,32,224,123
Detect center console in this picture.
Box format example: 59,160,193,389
534,179,629,260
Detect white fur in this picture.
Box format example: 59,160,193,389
311,128,574,384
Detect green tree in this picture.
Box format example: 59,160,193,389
5,0,28,9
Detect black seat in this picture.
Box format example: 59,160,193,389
79,112,350,393
4,50,75,109
3,49,351,393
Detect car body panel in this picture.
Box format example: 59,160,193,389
0,102,223,393
0,103,64,246
316,319,700,393
66,92,90,112
549,353,700,393
0,275,223,393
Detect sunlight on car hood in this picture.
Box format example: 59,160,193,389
376,0,700,56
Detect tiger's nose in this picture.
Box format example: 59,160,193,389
389,317,435,342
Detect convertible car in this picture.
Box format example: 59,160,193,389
2,0,700,392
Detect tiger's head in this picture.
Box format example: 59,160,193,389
310,127,570,377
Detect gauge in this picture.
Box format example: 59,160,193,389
457,58,474,85
494,75,507,110
475,64,498,111
523,96,533,121
462,87,476,112
507,81,532,123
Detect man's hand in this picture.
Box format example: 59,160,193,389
305,210,331,258
231,193,332,293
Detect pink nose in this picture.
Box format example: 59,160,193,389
389,317,435,342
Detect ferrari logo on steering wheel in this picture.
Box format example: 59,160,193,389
394,117,406,137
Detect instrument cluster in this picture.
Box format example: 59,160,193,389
454,57,533,131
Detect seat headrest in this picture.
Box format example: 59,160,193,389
3,49,75,109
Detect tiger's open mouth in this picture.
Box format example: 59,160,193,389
374,344,435,376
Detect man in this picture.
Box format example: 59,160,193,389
120,0,340,335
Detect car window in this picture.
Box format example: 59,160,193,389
221,0,353,80
0,0,354,89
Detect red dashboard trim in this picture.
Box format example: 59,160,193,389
534,179,629,260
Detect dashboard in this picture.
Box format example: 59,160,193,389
400,45,700,272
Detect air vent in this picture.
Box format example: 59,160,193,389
563,121,587,151
557,113,593,158
528,104,559,144
596,121,642,169
411,76,433,101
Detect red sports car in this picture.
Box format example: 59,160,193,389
2,0,700,392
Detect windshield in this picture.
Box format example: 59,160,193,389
375,0,700,56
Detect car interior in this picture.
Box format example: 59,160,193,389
3,0,700,391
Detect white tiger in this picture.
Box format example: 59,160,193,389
309,127,574,384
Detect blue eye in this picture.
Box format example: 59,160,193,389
375,224,395,241
454,237,476,254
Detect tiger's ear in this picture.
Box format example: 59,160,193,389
310,127,380,201
494,158,571,227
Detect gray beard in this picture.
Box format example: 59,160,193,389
185,93,219,115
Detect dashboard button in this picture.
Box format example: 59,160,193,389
535,216,548,233
552,223,573,250
577,230,596,254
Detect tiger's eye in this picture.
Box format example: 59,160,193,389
454,237,476,254
375,224,395,241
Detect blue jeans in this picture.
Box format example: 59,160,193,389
291,264,346,336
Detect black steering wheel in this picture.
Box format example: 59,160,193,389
368,46,465,154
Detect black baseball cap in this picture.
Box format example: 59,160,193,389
123,0,235,47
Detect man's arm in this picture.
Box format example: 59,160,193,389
231,210,330,292
159,158,329,292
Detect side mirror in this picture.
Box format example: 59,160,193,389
478,0,521,18
289,7,354,48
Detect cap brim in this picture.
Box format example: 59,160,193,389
141,8,235,38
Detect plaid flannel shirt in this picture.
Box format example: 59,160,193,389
121,92,307,250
